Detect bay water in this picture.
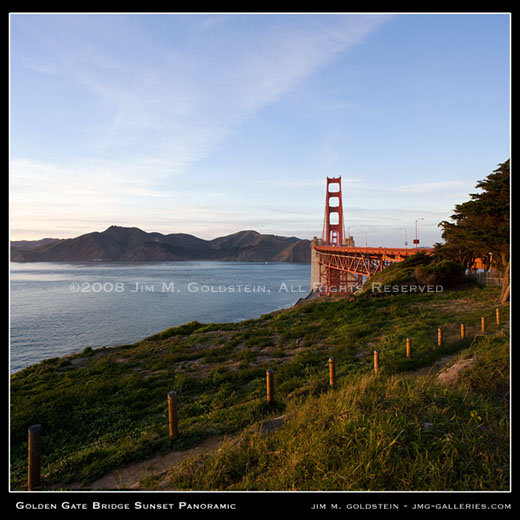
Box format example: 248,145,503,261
9,261,310,374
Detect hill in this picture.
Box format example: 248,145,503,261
10,238,64,250
9,285,509,491
10,226,311,263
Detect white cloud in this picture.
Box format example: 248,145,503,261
11,14,394,239
392,180,469,194
23,15,392,169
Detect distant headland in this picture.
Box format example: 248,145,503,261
10,226,311,263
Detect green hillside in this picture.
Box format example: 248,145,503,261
161,333,509,491
10,285,509,491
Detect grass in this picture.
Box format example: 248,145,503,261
159,334,510,491
9,285,509,490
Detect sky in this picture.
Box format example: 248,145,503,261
9,13,510,247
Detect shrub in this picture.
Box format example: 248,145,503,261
363,253,470,294
414,259,467,288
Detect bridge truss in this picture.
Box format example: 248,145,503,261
313,245,431,294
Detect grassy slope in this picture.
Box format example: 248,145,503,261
10,286,509,490
158,334,509,491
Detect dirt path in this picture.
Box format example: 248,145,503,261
86,435,225,490
60,415,286,490
414,354,458,377
436,358,475,385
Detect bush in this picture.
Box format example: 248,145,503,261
363,253,470,294
414,259,467,288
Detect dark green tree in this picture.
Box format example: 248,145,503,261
438,159,510,302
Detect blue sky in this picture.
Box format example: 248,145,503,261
10,13,510,247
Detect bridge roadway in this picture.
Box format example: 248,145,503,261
314,245,432,277
311,243,432,294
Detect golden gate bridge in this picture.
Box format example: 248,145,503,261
311,176,431,295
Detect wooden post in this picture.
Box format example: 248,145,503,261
406,338,411,358
28,424,41,491
168,391,178,439
266,369,274,404
496,308,500,326
437,328,443,349
481,316,486,333
328,357,336,387
461,323,466,340
373,350,380,374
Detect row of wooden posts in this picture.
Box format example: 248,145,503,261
25,310,502,490
374,310,500,375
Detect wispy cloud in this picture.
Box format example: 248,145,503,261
266,177,362,189
10,14,394,239
18,14,392,170
392,180,468,194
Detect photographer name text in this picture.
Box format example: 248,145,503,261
70,281,308,294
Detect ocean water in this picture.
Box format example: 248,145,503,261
9,261,310,374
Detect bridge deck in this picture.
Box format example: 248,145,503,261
312,245,432,293
314,245,432,268
314,244,432,256
314,245,431,258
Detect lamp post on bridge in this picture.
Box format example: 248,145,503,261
360,230,368,250
347,226,356,247
414,218,424,248
400,228,408,249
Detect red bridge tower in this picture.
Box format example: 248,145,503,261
318,176,354,293
322,176,346,245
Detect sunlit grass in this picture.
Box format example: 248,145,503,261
10,286,509,489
